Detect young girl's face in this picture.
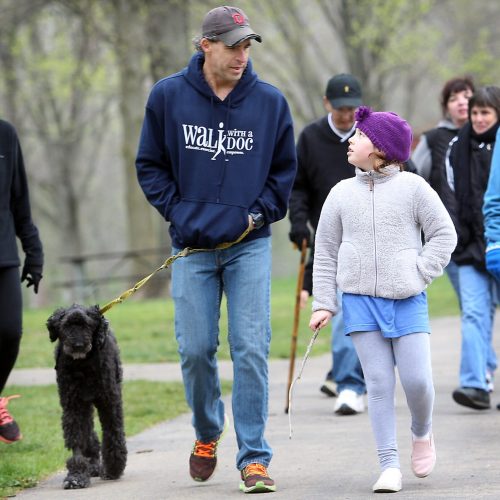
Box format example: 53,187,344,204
347,128,376,171
470,105,498,135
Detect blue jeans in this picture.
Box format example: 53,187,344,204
329,291,365,395
171,237,272,470
445,260,461,310
457,265,498,390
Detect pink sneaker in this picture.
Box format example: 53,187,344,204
0,395,22,444
411,434,436,478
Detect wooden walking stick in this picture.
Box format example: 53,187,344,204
285,238,308,413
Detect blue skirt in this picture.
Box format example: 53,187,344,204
342,291,430,338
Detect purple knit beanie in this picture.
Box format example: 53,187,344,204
354,106,413,162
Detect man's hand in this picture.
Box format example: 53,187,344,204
21,265,43,294
309,309,333,331
300,290,310,309
486,246,500,281
289,224,311,250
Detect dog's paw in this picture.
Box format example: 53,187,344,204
63,473,91,489
100,470,122,481
89,461,100,477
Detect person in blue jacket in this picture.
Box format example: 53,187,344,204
135,6,296,494
483,125,500,411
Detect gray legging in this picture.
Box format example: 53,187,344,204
350,331,434,470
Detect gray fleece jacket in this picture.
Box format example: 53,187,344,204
312,166,457,314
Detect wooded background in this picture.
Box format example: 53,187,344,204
1,0,498,307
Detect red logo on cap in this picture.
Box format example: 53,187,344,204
232,13,244,25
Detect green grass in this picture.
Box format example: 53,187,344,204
18,275,460,369
0,380,231,498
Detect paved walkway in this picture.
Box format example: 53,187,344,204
11,316,500,499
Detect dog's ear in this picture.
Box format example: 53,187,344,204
46,308,66,342
91,305,109,349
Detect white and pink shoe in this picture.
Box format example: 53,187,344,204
411,434,436,478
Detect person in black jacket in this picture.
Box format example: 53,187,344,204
0,119,43,444
444,86,500,410
412,76,475,302
289,74,366,415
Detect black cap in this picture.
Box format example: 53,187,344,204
202,6,262,47
325,74,363,109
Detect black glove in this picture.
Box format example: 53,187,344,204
21,265,43,294
289,225,311,250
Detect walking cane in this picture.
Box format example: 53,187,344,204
284,238,308,413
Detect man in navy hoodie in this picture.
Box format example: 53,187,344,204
136,5,296,494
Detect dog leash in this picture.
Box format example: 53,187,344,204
287,328,320,439
99,222,253,314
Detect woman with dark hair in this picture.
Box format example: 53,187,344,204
445,86,500,411
413,76,475,195
412,76,474,299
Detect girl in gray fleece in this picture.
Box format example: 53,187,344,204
309,107,457,494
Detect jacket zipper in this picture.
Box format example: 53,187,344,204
369,172,378,296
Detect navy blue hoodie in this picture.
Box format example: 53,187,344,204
136,52,297,249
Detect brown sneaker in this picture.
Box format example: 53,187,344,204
189,414,228,482
240,463,276,493
0,395,23,444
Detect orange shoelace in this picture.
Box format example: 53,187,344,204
192,439,218,458
0,395,21,425
243,463,268,479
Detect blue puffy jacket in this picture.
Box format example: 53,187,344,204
484,127,500,244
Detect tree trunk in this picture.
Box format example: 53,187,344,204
143,0,192,293
112,0,163,297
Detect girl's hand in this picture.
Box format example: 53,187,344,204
309,309,333,331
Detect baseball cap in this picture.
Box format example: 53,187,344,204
326,74,363,109
202,6,262,47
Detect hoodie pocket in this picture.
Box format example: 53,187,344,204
336,241,361,293
170,200,249,249
393,248,427,297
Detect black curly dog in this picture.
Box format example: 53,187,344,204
47,304,127,489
